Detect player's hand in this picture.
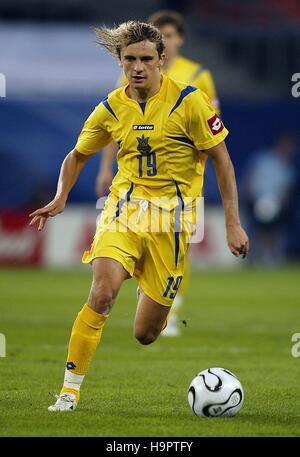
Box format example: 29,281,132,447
96,170,113,197
226,223,249,258
28,196,67,231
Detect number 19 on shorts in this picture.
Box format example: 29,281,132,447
163,275,183,300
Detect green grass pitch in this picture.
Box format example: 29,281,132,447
1,266,300,436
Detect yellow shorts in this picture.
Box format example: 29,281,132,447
82,193,193,306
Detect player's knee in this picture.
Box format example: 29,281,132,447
135,328,157,345
88,281,116,315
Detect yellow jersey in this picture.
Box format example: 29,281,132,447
75,75,228,209
119,55,220,113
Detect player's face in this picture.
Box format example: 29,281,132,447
159,24,183,61
120,40,165,90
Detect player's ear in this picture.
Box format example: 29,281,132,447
158,52,166,68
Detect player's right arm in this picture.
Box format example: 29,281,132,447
29,149,90,231
29,102,112,230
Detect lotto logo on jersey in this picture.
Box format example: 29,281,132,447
207,114,224,135
132,125,154,130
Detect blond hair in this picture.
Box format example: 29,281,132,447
94,21,165,58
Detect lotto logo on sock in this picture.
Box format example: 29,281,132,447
66,362,77,370
207,114,224,135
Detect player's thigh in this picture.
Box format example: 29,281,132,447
134,287,170,344
87,257,130,314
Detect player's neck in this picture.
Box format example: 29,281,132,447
128,75,163,103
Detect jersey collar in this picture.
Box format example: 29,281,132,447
121,74,168,105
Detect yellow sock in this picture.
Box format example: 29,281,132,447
60,304,108,400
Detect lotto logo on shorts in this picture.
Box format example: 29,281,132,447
132,125,154,130
207,114,224,135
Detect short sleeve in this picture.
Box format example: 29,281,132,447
188,90,228,151
75,104,112,156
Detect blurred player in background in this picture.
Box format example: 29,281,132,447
96,10,220,336
30,21,248,412
243,131,297,266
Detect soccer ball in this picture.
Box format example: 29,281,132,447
188,367,244,417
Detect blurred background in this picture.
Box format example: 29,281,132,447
1,0,300,269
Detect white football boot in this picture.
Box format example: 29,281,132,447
48,393,78,412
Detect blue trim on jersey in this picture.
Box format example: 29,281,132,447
167,136,195,147
175,181,185,210
112,182,134,221
139,102,146,115
102,97,118,121
114,199,122,220
169,85,197,116
126,182,134,201
174,232,180,267
174,182,184,267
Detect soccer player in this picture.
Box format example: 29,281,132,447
96,10,219,197
96,10,220,335
29,21,249,412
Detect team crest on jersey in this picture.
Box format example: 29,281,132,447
207,114,224,135
132,125,154,130
137,134,152,155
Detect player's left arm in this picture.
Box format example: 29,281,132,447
204,141,249,258
188,90,248,257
